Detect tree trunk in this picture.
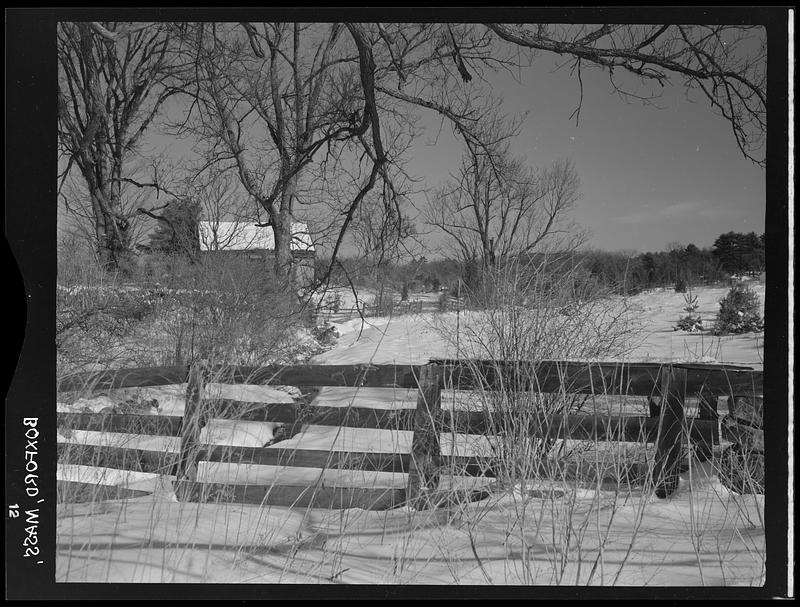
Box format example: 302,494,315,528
272,170,299,290
90,189,130,272
271,215,294,290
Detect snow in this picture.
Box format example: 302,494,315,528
313,284,765,369
200,420,281,448
58,385,190,415
57,284,767,586
314,313,451,364
204,382,297,404
57,465,167,494
310,286,380,311
57,466,765,585
623,285,765,369
197,462,408,489
327,315,392,339
59,383,296,417
58,395,118,414
313,385,418,410
58,430,179,452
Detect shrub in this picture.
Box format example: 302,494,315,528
56,247,320,375
151,254,308,365
712,282,764,335
674,275,688,293
56,245,163,373
311,324,339,348
675,315,703,332
446,256,640,368
433,255,643,489
674,291,703,332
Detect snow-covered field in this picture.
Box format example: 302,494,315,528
317,283,765,369
57,283,767,585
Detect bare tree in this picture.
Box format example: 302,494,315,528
428,141,581,268
65,21,766,280
351,193,415,271
170,23,370,287
166,22,513,291
59,167,159,261
183,167,259,251
57,22,180,270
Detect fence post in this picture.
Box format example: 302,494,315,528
176,360,209,501
653,365,687,498
719,393,764,494
694,385,719,461
697,385,719,420
647,396,661,418
406,363,443,508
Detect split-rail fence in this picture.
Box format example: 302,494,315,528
57,360,763,509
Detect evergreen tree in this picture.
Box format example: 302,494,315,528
712,231,765,276
743,231,765,274
148,199,201,257
641,252,656,287
713,283,764,334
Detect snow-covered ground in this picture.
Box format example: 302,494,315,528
623,284,765,369
57,462,765,585
57,283,767,585
310,286,380,311
315,283,765,369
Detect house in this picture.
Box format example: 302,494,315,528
198,220,316,285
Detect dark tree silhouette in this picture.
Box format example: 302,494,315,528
146,199,201,258
713,231,765,276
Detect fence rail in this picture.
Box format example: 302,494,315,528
58,360,762,394
314,295,466,324
57,360,764,509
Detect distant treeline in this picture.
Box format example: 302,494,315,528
578,246,723,295
317,231,765,298
141,202,765,298
580,231,765,294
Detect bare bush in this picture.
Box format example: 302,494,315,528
435,254,645,490
57,248,324,378
439,254,642,363
142,253,310,366
57,241,159,374
432,257,766,584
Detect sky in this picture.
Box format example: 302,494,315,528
58,24,767,258
403,49,766,254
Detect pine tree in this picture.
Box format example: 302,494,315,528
713,283,764,334
712,231,765,276
148,199,201,257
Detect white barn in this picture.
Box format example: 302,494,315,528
198,221,316,285
198,221,314,255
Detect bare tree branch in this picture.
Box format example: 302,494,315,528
485,23,766,166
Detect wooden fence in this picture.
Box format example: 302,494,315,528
56,360,763,509
315,296,465,324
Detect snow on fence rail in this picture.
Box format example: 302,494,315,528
57,360,763,509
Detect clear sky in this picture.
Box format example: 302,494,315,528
404,47,766,255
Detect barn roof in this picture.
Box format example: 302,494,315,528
198,221,314,252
